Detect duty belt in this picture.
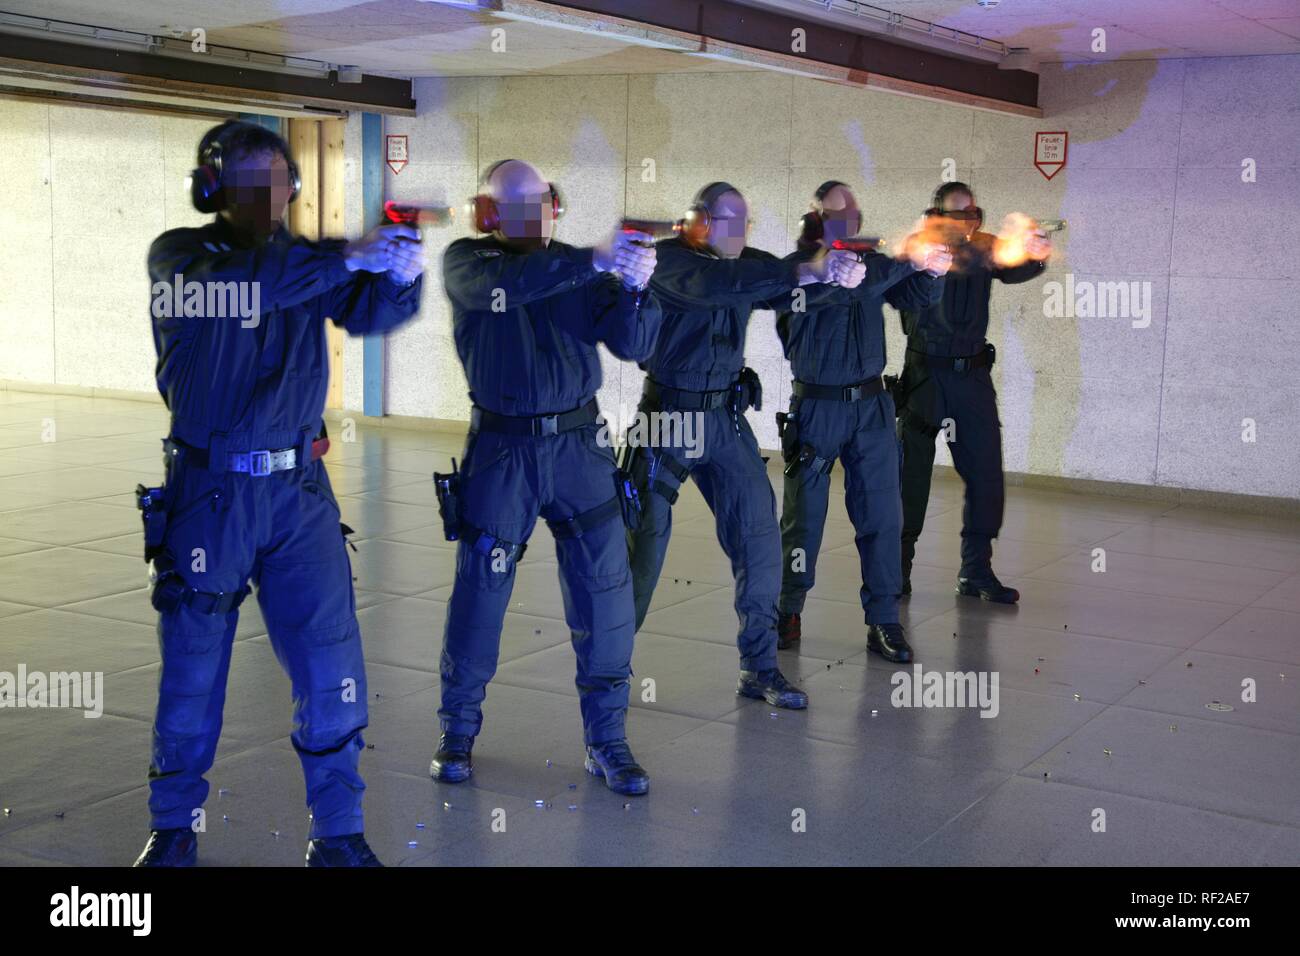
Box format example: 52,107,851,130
642,379,730,412
471,398,598,437
165,436,329,475
792,377,885,402
906,347,991,373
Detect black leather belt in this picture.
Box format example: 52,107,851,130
642,379,730,411
471,398,598,437
792,377,885,402
906,347,991,373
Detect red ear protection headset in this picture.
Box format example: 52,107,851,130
468,159,564,233
189,120,301,214
678,181,744,248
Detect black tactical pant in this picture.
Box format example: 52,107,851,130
778,392,901,624
897,353,1005,581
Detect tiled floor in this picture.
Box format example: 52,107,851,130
0,389,1298,866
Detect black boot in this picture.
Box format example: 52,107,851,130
585,739,650,795
777,611,801,650
132,827,197,867
956,571,1020,604
867,622,913,663
430,732,474,782
737,667,808,709
306,833,383,867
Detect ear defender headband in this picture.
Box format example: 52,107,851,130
189,120,301,214
798,179,852,247
926,181,982,226
679,180,740,248
469,158,565,233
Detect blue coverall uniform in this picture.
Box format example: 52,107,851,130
145,216,421,839
896,232,1046,580
438,236,663,746
627,238,813,672
775,252,941,623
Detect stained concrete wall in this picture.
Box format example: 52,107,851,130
1,52,1296,499
368,56,1300,499
0,102,212,394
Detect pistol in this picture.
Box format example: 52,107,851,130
830,236,887,258
620,219,683,245
384,200,456,227
1037,218,1067,234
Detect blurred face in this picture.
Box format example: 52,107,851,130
940,189,979,241
706,190,749,259
489,160,556,248
220,149,293,239
817,185,862,246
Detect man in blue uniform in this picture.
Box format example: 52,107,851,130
897,182,1052,603
625,182,865,708
431,159,662,796
774,182,951,663
133,120,424,867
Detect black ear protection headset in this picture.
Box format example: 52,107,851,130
189,120,301,214
925,181,982,226
797,179,861,248
468,158,565,233
679,180,742,248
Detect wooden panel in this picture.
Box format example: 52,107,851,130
287,119,320,240
286,118,349,411
320,117,347,411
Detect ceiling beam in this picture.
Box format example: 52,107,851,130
0,31,416,115
529,0,1039,111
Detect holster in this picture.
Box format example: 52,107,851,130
432,458,463,542
883,374,905,413
613,467,643,531
776,411,833,477
135,483,168,563
729,366,763,415
776,412,798,464
621,442,689,506
433,456,529,563
138,453,251,616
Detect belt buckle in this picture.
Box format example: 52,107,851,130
248,449,272,477
953,357,968,373
536,415,559,437
846,385,861,401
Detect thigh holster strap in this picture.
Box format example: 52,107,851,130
624,444,689,505
547,496,622,540
151,565,251,616
902,408,942,440
787,444,834,477
462,526,528,563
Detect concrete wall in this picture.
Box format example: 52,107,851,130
370,56,1300,500
1,52,1297,499
0,101,212,394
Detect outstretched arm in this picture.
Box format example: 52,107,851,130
649,242,800,311
326,273,423,336
148,230,354,318
590,276,664,362
442,238,597,310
